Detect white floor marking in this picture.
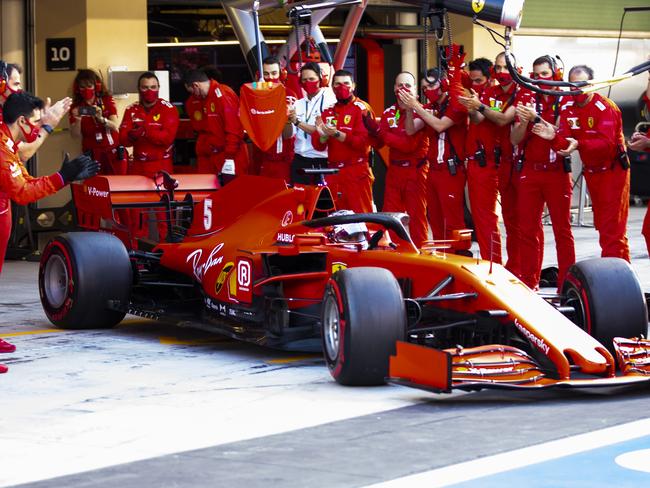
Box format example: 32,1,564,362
0,331,439,487
615,448,650,473
364,418,650,487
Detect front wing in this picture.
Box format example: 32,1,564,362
388,338,650,393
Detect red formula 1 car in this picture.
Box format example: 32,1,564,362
38,172,650,391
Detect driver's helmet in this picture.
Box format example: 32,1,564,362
329,210,368,249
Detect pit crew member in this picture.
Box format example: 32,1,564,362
1,93,98,281
184,69,247,183
288,62,337,185
365,71,429,247
0,60,72,162
312,69,374,213
533,65,630,262
251,56,297,180
119,72,179,240
398,68,467,243
459,52,521,272
70,69,124,175
630,75,650,255
511,55,575,290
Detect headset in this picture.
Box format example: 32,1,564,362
532,55,564,81
0,60,7,94
299,61,328,87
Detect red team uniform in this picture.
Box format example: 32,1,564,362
0,124,64,273
515,89,575,289
312,97,373,213
638,94,650,255
120,98,180,178
466,83,519,268
119,97,180,241
553,93,630,261
69,95,125,175
424,98,468,242
376,105,429,247
186,80,248,177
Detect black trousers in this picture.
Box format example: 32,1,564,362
291,154,328,185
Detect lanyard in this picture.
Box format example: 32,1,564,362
304,91,325,125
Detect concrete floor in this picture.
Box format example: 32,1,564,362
1,205,650,487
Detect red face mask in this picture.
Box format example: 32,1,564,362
140,89,159,104
574,93,590,105
472,81,488,95
79,87,95,101
423,87,441,104
301,80,320,96
333,84,352,102
20,118,40,143
495,72,512,85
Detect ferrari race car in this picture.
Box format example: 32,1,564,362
38,172,650,392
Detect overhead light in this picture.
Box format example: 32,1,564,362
147,38,341,47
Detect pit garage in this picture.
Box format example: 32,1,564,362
1,1,650,487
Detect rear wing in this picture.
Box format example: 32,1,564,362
71,174,219,236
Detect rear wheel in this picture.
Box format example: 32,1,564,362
321,267,406,386
39,232,132,329
561,258,648,354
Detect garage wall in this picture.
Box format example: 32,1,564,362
34,0,148,209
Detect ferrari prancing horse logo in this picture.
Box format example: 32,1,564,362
472,0,485,14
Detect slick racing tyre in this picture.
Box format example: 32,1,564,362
561,258,648,354
321,267,406,386
39,232,132,329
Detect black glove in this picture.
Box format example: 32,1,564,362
59,153,100,183
362,112,380,138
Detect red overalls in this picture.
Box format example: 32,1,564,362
312,97,374,213
553,94,630,261
515,89,575,290
374,105,429,247
70,95,125,175
119,98,180,241
466,83,519,266
424,98,468,242
189,80,248,177
638,94,650,256
0,124,64,274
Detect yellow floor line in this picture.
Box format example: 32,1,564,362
158,336,228,346
0,328,65,338
267,355,320,364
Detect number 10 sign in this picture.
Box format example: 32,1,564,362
46,38,75,71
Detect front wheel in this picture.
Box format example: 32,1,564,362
561,258,648,354
39,232,132,329
321,267,406,386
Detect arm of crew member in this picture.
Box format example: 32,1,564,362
510,120,528,146
415,106,454,133
483,105,516,127
403,108,425,136
18,128,50,161
511,104,535,145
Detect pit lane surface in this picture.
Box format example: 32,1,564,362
2,206,650,488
